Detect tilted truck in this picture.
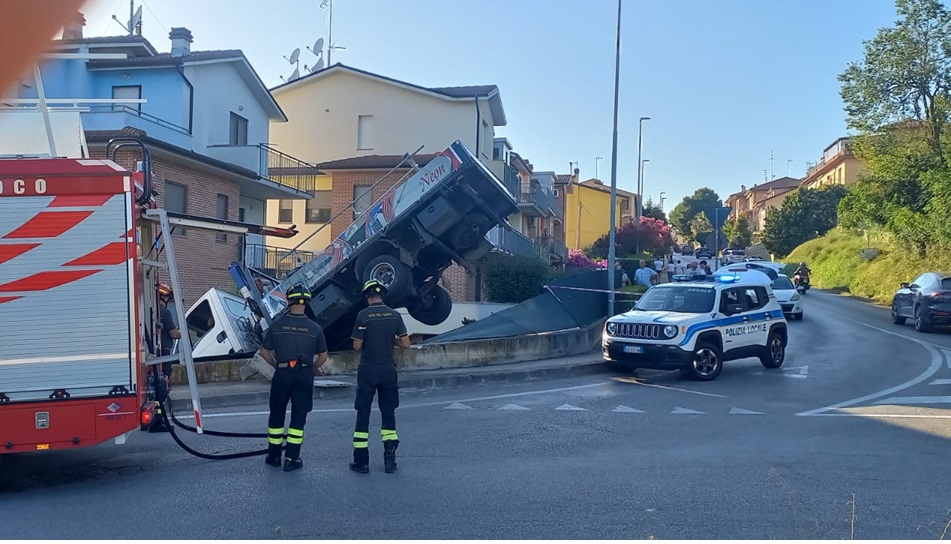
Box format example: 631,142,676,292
189,141,520,355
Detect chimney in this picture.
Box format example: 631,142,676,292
169,27,193,57
63,12,86,40
741,184,746,191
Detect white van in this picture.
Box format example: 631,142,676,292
184,288,258,358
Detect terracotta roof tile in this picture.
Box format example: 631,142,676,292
315,154,438,170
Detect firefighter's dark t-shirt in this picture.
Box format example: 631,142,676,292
351,302,407,367
262,314,328,366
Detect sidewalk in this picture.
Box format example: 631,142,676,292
168,349,606,412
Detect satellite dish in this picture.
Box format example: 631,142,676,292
289,67,300,81
288,48,300,64
312,59,324,72
313,38,325,56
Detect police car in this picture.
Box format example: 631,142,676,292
603,264,788,381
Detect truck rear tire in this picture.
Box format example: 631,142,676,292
362,255,412,302
409,285,452,326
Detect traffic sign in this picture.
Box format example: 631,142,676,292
703,206,734,229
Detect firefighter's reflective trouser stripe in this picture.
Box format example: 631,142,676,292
267,368,314,460
353,366,399,465
353,431,369,448
381,429,398,442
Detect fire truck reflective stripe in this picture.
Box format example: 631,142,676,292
2,211,93,238
0,352,128,366
0,269,100,293
0,296,22,304
63,242,128,267
0,243,39,264
47,195,112,208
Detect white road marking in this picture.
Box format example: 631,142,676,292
730,407,764,415
444,403,474,410
946,350,951,369
797,316,947,416
671,407,704,414
179,381,613,419
612,405,645,413
499,403,530,411
804,412,951,420
612,376,729,398
929,379,951,385
555,404,587,411
875,396,951,405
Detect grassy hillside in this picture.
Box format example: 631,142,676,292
784,229,951,305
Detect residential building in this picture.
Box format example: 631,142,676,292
726,177,801,240
800,137,867,190
4,17,314,301
564,178,635,250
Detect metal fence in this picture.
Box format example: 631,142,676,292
258,144,319,193
241,243,315,279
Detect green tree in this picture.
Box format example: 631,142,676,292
722,216,753,249
641,197,667,222
839,0,951,160
668,188,722,241
762,186,848,257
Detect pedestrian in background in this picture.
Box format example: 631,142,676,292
635,260,658,287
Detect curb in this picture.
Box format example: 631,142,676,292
169,358,609,413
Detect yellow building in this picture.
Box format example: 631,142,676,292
564,178,635,250
800,137,867,190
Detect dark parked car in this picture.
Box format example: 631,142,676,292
696,247,714,259
891,272,951,332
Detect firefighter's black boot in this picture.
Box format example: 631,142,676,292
283,457,303,472
350,448,369,474
265,444,282,467
383,440,399,474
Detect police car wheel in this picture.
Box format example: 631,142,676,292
760,332,785,369
685,343,722,381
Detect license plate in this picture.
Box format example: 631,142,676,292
623,345,643,354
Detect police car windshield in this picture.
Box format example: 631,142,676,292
634,286,716,313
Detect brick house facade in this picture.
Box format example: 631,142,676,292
320,161,479,302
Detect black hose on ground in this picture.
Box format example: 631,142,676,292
165,398,267,439
156,399,269,461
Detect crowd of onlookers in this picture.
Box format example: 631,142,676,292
617,254,715,288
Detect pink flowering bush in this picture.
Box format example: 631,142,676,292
566,249,599,268
589,216,675,257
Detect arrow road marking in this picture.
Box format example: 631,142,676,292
612,405,645,413
555,404,588,411
730,407,765,415
671,407,705,414
930,379,951,385
875,396,951,405
498,403,530,411
444,403,474,410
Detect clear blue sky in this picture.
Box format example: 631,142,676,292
79,0,900,210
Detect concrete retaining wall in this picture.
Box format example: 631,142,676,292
170,318,606,385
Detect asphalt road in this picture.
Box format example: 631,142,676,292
4,291,951,539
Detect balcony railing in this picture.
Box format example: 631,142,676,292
241,242,316,279
502,163,521,197
258,144,319,194
535,236,568,262
518,182,563,219
486,226,538,260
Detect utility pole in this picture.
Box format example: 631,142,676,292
770,150,774,180
607,0,622,317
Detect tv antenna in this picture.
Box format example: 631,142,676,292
320,0,347,64
112,0,142,36
306,38,326,73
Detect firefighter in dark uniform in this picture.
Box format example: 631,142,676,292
350,279,411,474
259,284,329,472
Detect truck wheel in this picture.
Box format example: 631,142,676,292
362,255,412,302
683,342,722,381
759,331,785,369
409,285,452,326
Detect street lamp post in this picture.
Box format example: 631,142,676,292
635,116,650,220
607,0,622,318
659,191,667,211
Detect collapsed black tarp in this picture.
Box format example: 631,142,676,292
422,269,621,343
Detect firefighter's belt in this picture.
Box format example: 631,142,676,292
277,360,311,369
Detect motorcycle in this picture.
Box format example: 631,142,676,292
794,272,810,294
